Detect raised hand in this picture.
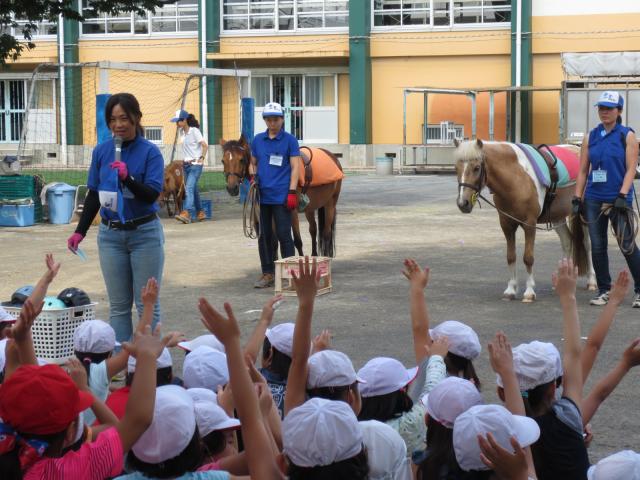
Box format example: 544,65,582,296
261,295,283,323
291,256,319,305
122,324,171,360
622,337,640,368
7,299,43,343
488,331,514,376
198,299,241,345
552,258,578,301
312,329,332,354
402,258,430,290
257,382,274,417
43,254,61,284
429,335,449,358
609,270,631,306
141,277,159,307
479,434,529,480
65,357,90,392
164,331,186,348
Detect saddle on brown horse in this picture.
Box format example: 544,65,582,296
298,146,344,194
536,144,560,223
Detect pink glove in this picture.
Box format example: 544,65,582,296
67,233,84,252
110,160,128,180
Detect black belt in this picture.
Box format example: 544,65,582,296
102,213,157,230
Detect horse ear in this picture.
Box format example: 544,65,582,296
453,138,460,148
476,138,483,149
239,134,248,146
219,138,226,147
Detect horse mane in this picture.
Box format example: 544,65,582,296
454,140,484,162
223,138,247,153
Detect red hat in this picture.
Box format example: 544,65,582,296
0,365,94,435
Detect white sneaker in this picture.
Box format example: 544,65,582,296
590,291,609,306
632,293,640,308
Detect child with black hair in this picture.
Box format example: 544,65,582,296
0,306,16,340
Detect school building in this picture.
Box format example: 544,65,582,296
4,1,640,167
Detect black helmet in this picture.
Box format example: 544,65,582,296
57,288,91,307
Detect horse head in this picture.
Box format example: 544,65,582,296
454,138,486,214
220,135,250,196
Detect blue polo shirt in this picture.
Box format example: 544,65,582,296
87,135,164,221
586,123,634,204
250,128,300,205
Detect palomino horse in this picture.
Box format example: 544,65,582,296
454,139,596,302
159,160,185,216
220,135,342,257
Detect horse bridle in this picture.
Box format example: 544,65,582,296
222,144,250,183
457,155,487,207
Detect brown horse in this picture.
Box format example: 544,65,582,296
454,139,596,301
160,160,185,216
220,135,342,257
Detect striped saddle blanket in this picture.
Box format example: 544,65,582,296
515,143,580,189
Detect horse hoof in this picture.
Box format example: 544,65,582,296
522,295,536,303
587,284,598,292
502,293,516,301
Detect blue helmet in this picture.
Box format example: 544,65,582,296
43,296,66,310
1,285,34,307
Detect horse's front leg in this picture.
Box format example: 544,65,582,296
582,225,598,291
500,216,518,300
522,225,537,303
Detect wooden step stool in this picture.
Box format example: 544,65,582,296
275,256,332,296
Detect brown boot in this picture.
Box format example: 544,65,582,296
175,210,191,224
253,273,274,288
196,210,207,222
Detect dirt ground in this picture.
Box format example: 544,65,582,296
2,173,640,461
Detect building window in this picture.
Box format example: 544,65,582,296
5,16,57,38
373,0,510,29
80,0,198,35
222,0,348,32
144,126,163,144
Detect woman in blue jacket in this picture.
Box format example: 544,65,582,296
574,91,640,307
67,93,165,343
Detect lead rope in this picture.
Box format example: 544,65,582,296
243,182,260,239
579,202,640,256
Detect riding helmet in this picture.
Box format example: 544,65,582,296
1,286,35,307
57,288,91,308
42,296,67,310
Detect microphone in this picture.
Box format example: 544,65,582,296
114,136,123,163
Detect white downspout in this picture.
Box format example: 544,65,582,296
58,14,68,166
515,0,522,143
200,0,208,142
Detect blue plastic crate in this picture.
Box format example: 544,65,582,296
0,201,35,227
188,199,212,221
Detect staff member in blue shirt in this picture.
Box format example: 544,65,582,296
67,92,165,343
574,91,640,307
250,102,300,288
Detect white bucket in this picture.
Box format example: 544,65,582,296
375,157,393,175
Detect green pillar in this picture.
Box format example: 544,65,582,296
510,0,532,143
61,12,82,145
348,1,372,144
200,0,222,144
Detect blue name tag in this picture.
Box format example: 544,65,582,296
592,169,607,183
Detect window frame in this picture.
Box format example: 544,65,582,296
371,0,511,32
143,126,164,145
6,14,57,40
220,0,349,36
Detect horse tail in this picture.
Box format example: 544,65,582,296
569,213,589,276
318,206,337,258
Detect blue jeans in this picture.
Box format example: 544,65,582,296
183,163,203,213
584,198,640,294
259,203,294,275
97,218,165,344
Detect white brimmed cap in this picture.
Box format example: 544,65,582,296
425,377,483,428
595,90,623,109
128,347,173,373
283,397,363,468
265,323,295,358
0,338,7,372
360,420,412,480
588,450,640,480
0,306,15,323
430,321,481,360
187,389,240,437
177,334,225,353
73,320,118,354
132,385,196,463
186,387,218,406
453,404,540,472
262,102,284,117
357,357,418,398
496,341,558,391
307,350,365,389
183,346,229,391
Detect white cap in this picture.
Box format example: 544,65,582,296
283,398,363,468
0,338,7,372
588,450,640,480
262,102,284,117
187,389,240,437
132,385,197,463
0,306,15,322
426,377,483,428
496,341,558,391
73,320,117,354
183,346,229,391
307,350,365,389
265,323,295,358
357,357,418,398
177,334,225,353
127,347,173,373
430,321,481,360
595,90,623,108
360,420,412,480
453,404,540,472
186,387,218,406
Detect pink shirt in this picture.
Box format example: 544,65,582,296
197,461,222,471
24,426,124,480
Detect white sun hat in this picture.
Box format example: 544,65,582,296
187,389,240,437
183,345,229,391
360,420,412,480
588,450,640,480
132,385,197,464
283,398,363,468
425,376,483,428
430,320,481,360
357,357,418,398
453,404,540,472
73,320,118,354
307,350,365,389
177,334,225,353
265,323,295,358
496,341,558,391
127,347,173,373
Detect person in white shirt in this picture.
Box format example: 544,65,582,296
171,109,209,224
